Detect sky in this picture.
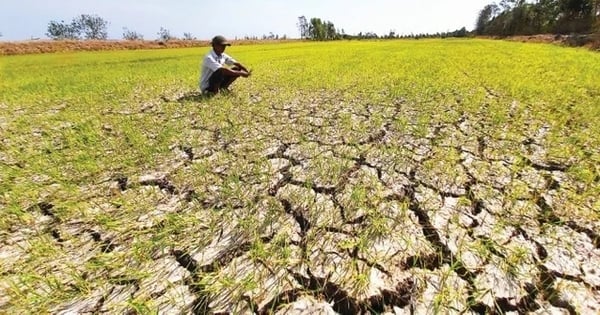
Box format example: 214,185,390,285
0,0,493,41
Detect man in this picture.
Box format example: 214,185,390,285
200,35,250,94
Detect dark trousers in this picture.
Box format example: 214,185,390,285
206,66,240,93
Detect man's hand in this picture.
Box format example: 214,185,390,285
233,63,251,77
234,63,249,73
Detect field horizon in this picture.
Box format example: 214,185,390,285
1,39,599,314
1,34,599,56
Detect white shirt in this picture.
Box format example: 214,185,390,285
199,49,237,91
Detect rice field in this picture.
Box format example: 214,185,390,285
1,39,599,314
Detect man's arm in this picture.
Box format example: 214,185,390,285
223,55,250,77
233,62,249,73
220,66,250,78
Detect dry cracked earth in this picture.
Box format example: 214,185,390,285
1,89,599,314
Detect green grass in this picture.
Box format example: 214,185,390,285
1,39,599,313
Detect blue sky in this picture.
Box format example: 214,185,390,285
0,0,493,41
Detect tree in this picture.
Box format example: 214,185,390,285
476,4,499,34
309,18,324,40
556,0,594,32
299,16,341,40
559,0,593,19
308,18,338,40
47,14,108,40
157,27,174,41
122,27,143,40
595,0,600,31
297,16,309,39
499,0,525,11
533,0,561,33
325,21,338,39
72,14,109,39
46,20,79,40
476,0,597,35
183,32,195,40
594,0,600,26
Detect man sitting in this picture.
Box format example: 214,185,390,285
199,35,251,95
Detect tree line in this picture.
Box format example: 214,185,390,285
476,0,600,36
45,14,196,41
297,16,341,40
44,14,288,41
43,6,599,43
47,14,109,40
297,16,469,41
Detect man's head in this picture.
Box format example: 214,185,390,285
211,35,231,54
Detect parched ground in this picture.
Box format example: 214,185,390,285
2,84,598,314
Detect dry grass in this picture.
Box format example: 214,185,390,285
0,39,300,56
